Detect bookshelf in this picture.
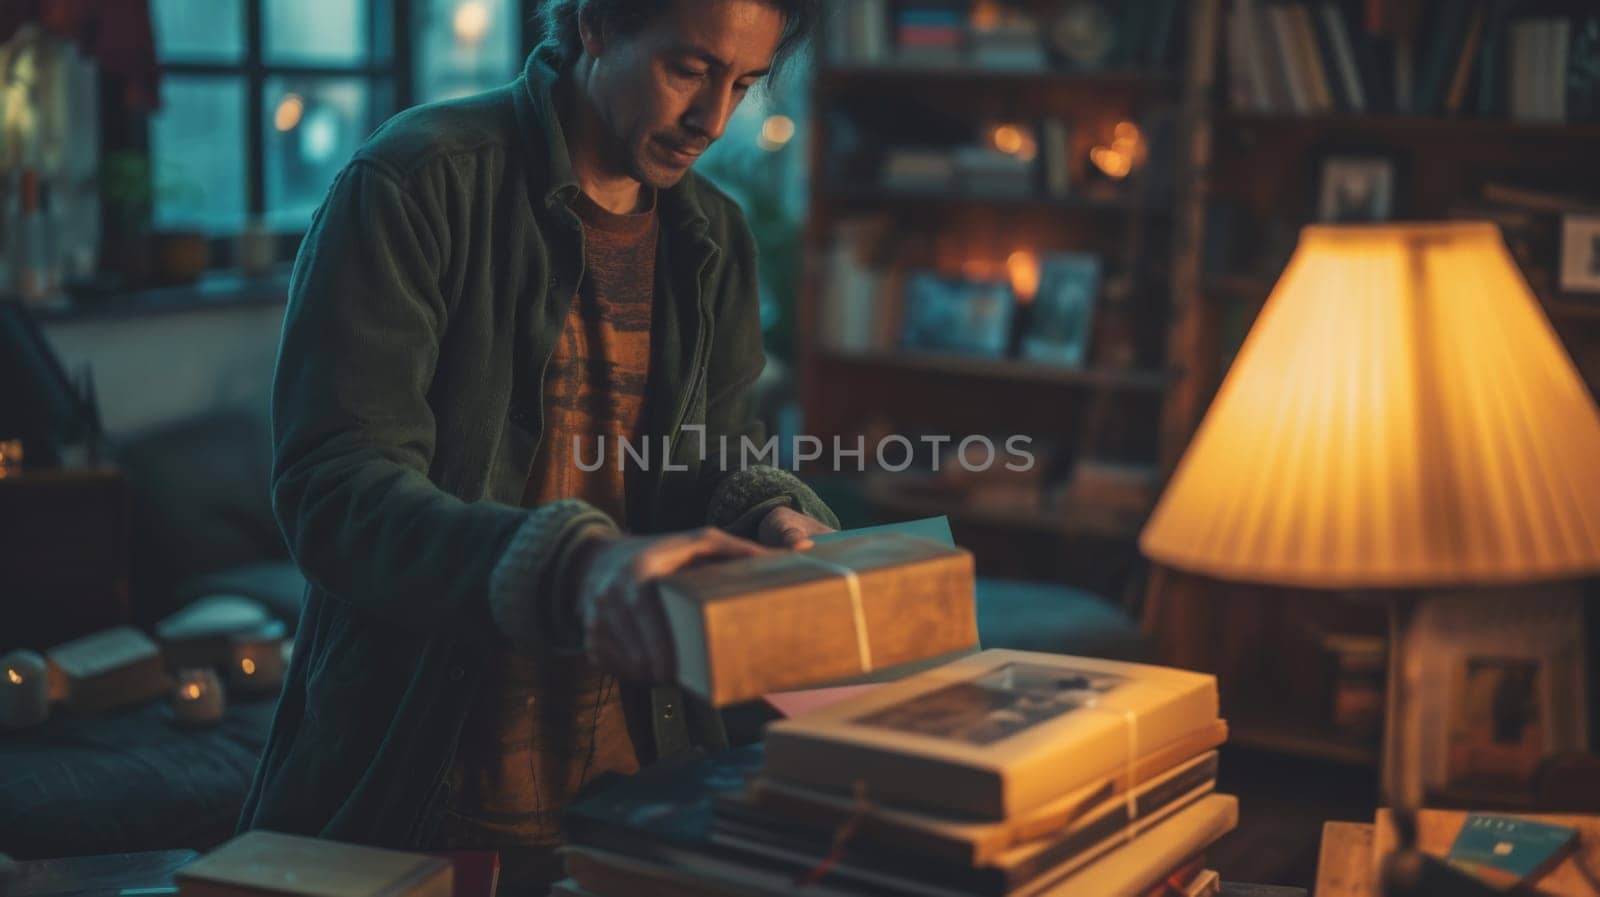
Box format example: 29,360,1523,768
797,1,1199,592
1149,0,1600,773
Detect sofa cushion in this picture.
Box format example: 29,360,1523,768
0,696,276,859
175,562,307,633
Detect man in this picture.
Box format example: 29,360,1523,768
240,0,833,888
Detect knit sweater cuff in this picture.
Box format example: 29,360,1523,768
488,498,620,654
706,466,841,539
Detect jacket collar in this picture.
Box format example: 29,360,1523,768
518,51,713,236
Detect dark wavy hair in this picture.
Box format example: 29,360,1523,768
532,0,818,85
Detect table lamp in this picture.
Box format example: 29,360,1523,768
1139,222,1600,897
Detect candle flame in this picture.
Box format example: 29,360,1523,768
182,683,202,700
6,668,21,685
241,658,257,675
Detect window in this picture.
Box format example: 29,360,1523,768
149,0,523,235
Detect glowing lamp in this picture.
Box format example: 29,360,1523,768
1139,222,1600,891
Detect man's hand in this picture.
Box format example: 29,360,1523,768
572,527,771,682
756,505,836,550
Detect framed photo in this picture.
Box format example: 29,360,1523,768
1559,213,1600,294
898,271,1015,357
1021,253,1101,367
1315,153,1398,223
1398,587,1589,805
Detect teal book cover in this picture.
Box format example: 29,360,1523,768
1446,814,1579,887
811,515,955,548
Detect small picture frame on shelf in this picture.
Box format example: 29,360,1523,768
1316,153,1398,223
898,271,1015,357
1021,253,1102,367
1559,213,1600,294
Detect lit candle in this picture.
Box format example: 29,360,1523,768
1,650,49,730
172,669,225,726
228,621,288,695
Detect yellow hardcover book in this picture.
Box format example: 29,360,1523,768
1027,795,1238,897
763,650,1219,820
176,831,453,897
746,722,1228,865
658,533,977,706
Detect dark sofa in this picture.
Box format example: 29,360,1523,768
0,408,1147,860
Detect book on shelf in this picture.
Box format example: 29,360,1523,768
1020,253,1101,367
1222,0,1596,121
762,650,1220,820
175,831,452,897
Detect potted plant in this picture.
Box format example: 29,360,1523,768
100,149,209,287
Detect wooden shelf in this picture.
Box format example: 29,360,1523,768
1221,113,1600,143
820,64,1178,96
1547,299,1600,322
821,185,1167,217
820,350,1175,393
1229,717,1381,768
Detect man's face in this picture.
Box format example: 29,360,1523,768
583,0,785,189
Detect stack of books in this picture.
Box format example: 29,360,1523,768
556,650,1235,897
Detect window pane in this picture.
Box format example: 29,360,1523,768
264,0,370,65
152,0,245,62
414,0,520,103
264,78,371,230
151,77,248,233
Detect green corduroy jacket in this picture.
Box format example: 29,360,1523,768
237,50,837,849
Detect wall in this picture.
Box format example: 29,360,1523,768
41,302,286,441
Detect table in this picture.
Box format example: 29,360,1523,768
1313,822,1376,897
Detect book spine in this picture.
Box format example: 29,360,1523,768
1292,4,1337,111
1269,6,1314,112
1443,2,1487,115
1510,20,1534,120
1477,0,1510,117
1321,3,1368,111
1550,17,1571,121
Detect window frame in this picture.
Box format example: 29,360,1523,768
152,0,414,241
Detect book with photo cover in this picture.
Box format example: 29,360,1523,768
738,720,1228,865
763,650,1219,820
710,751,1219,896
1020,254,1100,367
898,271,1015,357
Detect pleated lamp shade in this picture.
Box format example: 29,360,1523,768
1141,222,1600,589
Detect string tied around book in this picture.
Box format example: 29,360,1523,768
1085,698,1144,846
794,779,873,888
791,553,873,672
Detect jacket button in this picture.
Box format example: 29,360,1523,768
661,702,675,720
448,666,465,682
548,274,561,290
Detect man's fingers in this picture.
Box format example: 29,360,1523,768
637,529,771,578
